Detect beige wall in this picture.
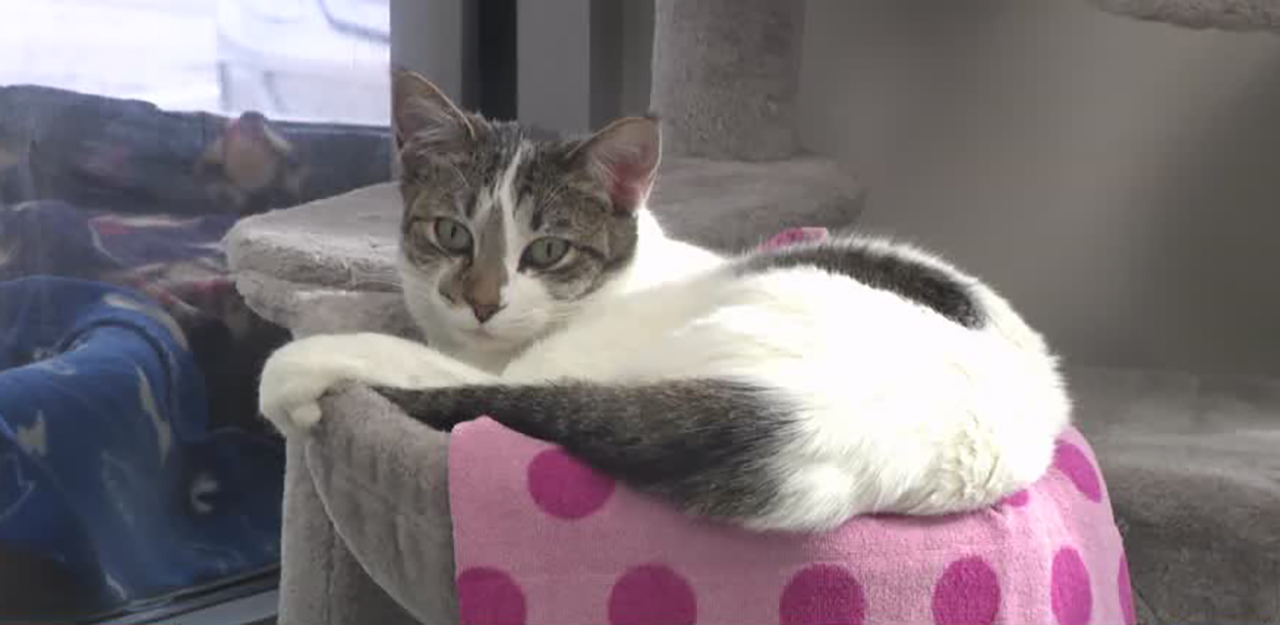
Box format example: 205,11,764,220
798,1,1280,376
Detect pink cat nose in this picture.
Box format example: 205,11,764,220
467,301,503,324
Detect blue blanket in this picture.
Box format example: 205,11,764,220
0,276,284,617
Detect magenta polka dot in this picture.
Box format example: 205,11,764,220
1118,554,1136,625
526,448,615,519
779,564,866,625
1051,547,1092,625
456,567,527,625
932,557,1001,625
608,564,697,625
1053,442,1102,502
999,490,1030,508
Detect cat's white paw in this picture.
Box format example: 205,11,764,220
258,332,496,437
259,335,362,437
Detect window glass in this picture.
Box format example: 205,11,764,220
0,0,389,620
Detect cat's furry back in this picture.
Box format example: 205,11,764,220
258,70,1071,532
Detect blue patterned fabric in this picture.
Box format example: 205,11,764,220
0,276,284,614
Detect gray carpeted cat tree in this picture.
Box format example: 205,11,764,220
651,0,804,160
1089,0,1280,32
646,0,864,251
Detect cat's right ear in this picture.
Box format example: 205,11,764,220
393,68,479,161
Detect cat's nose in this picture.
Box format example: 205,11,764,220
467,300,503,324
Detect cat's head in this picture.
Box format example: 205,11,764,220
392,69,660,357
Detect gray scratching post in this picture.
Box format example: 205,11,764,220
651,0,804,162
646,0,865,250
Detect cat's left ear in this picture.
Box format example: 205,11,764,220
571,116,661,214
392,67,479,158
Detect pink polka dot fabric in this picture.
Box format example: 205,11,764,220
449,422,1134,625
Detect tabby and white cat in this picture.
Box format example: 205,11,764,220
259,70,1071,532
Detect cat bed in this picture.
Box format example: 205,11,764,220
0,277,284,621
285,367,1280,625
449,420,1132,625
290,388,1134,625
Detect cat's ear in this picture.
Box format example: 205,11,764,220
393,68,480,160
570,116,661,214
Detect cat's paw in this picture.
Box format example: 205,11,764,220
258,332,495,437
258,335,363,438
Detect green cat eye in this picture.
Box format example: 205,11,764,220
522,237,571,269
432,218,473,254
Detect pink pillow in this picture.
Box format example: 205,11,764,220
449,421,1133,625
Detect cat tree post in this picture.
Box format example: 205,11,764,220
650,0,804,161
643,0,865,251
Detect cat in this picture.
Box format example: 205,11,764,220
258,69,1071,532
195,111,306,215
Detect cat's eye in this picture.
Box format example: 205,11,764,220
522,237,571,269
432,218,473,254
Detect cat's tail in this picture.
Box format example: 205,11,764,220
373,378,802,528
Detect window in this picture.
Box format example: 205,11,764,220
0,0,391,126
0,0,397,622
